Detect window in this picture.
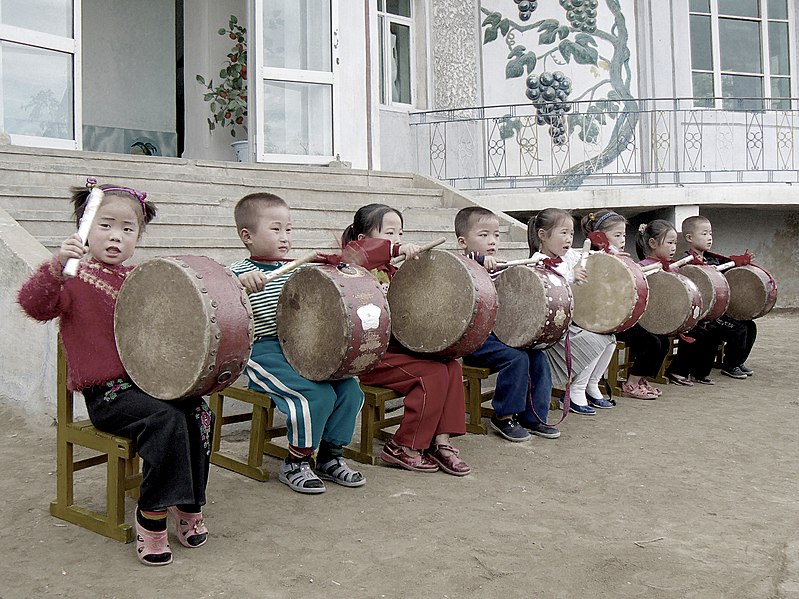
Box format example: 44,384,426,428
689,0,793,109
377,0,413,106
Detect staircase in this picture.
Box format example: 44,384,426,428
0,145,529,265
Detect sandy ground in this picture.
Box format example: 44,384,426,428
1,313,798,599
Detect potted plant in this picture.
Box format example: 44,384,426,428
196,14,248,159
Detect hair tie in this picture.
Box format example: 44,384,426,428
638,223,647,233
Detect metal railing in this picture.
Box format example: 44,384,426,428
410,97,799,191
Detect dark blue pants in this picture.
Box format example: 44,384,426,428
464,334,553,423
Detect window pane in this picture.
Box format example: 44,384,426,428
690,15,713,71
771,78,790,109
721,73,763,110
1,41,73,138
264,80,333,156
264,0,331,72
0,0,72,37
689,0,710,12
768,0,788,20
389,22,411,104
692,72,715,106
720,18,762,74
718,0,760,18
385,0,411,17
769,22,790,76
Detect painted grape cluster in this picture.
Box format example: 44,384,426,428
513,0,538,21
558,0,599,33
525,71,573,146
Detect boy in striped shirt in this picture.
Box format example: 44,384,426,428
229,192,365,494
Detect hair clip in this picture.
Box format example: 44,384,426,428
638,223,647,233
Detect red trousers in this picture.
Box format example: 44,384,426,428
359,346,466,450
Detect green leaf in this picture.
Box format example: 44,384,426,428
558,26,570,40
484,26,498,43
498,18,510,36
505,60,525,79
482,12,501,27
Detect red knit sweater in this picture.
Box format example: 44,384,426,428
18,257,132,391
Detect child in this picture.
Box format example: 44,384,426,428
229,192,366,494
18,180,211,567
529,208,617,415
341,204,471,476
611,220,678,398
455,207,560,442
682,215,756,380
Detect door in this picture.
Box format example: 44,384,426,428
0,0,81,149
251,0,338,164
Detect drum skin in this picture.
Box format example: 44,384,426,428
493,265,572,349
277,263,391,381
680,264,730,321
387,249,497,358
638,270,702,335
571,253,649,334
725,265,778,320
115,256,254,400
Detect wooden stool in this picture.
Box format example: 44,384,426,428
209,386,288,482
343,385,403,465
462,365,492,434
50,342,141,543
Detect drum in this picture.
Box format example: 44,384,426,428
387,249,497,358
637,270,702,335
276,263,391,380
724,265,778,320
571,253,649,334
493,265,572,349
679,264,730,321
115,256,254,400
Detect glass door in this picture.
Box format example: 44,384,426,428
252,0,338,164
0,0,81,149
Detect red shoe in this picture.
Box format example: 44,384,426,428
381,438,439,473
168,506,208,548
427,444,471,477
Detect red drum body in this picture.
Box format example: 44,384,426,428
571,253,649,334
638,270,702,335
724,265,778,320
115,256,254,400
679,264,730,321
387,249,497,358
277,263,391,381
493,265,573,349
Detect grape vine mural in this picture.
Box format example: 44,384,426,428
481,0,638,189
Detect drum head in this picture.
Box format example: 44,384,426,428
115,258,212,400
725,265,774,320
387,250,477,354
572,253,640,334
638,271,701,335
277,267,350,381
494,266,566,348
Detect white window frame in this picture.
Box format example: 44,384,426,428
376,0,415,109
251,0,339,165
0,3,82,150
689,0,795,109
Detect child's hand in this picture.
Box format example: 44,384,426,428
400,243,422,261
483,256,499,272
238,271,269,294
573,265,588,283
58,234,86,266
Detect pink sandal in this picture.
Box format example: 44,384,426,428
135,519,172,566
168,506,208,548
622,381,658,400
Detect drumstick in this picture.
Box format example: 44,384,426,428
715,261,736,272
390,236,447,265
261,251,319,282
63,187,104,277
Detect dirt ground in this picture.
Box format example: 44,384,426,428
1,313,798,599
